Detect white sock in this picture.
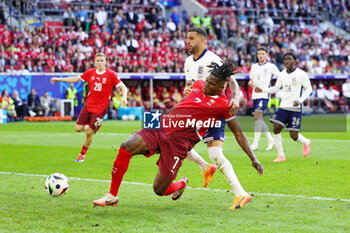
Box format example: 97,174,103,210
296,134,309,145
261,120,274,143
186,149,208,171
273,133,285,157
207,147,246,196
253,119,262,147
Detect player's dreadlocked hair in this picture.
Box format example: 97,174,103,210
207,61,238,83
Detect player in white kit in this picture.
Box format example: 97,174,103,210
248,47,279,151
184,27,252,209
255,53,312,162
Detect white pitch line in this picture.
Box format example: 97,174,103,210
1,171,349,203
0,133,349,142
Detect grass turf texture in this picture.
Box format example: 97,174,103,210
0,116,349,232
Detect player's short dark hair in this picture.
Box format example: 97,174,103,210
257,47,268,53
188,27,207,38
283,52,297,60
207,61,237,83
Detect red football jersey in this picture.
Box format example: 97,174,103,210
81,68,121,114
162,80,235,142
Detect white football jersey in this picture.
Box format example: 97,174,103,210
184,49,222,83
250,62,280,99
263,68,312,112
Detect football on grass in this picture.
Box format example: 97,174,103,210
45,173,70,197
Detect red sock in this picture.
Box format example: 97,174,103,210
80,145,89,156
109,147,133,197
162,180,185,196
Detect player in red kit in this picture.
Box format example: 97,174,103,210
93,61,264,209
51,53,128,162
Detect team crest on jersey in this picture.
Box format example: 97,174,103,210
198,66,204,76
102,77,107,84
207,99,216,106
91,76,95,80
292,77,297,84
264,68,267,73
193,88,200,93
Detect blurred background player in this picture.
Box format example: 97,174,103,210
51,53,128,162
248,47,279,151
66,83,78,117
255,53,312,162
184,27,252,204
93,61,263,209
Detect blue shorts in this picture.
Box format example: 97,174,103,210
270,108,302,131
253,99,268,113
203,118,226,143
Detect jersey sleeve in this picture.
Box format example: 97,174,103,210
249,64,257,81
192,80,204,89
263,75,282,93
184,58,192,83
270,63,280,77
297,71,312,103
80,69,91,82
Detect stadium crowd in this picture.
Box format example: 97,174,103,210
1,0,350,74
1,0,350,122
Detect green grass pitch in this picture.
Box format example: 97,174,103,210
0,115,349,232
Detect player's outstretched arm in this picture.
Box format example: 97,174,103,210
117,82,128,106
50,76,82,84
226,118,264,175
183,82,192,96
228,76,240,115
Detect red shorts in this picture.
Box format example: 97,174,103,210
136,128,196,180
76,105,107,131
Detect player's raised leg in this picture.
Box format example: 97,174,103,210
152,169,188,201
207,141,251,209
290,131,311,157
187,149,216,187
93,133,148,207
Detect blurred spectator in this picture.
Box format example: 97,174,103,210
17,64,30,75
316,83,329,111
201,12,212,34
325,86,340,112
1,90,17,121
27,88,43,116
172,87,182,104
77,5,88,31
126,6,138,28
170,8,180,27
0,6,6,25
131,88,143,107
66,83,78,115
95,6,108,27
63,7,76,27
342,78,350,112
192,12,201,27
12,90,29,120
160,87,174,108
6,65,18,75
40,91,55,116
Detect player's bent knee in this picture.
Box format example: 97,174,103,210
290,132,298,141
75,125,84,132
153,184,166,196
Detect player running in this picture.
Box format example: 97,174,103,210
93,61,264,209
254,52,312,162
184,27,251,207
51,53,128,162
248,47,279,151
